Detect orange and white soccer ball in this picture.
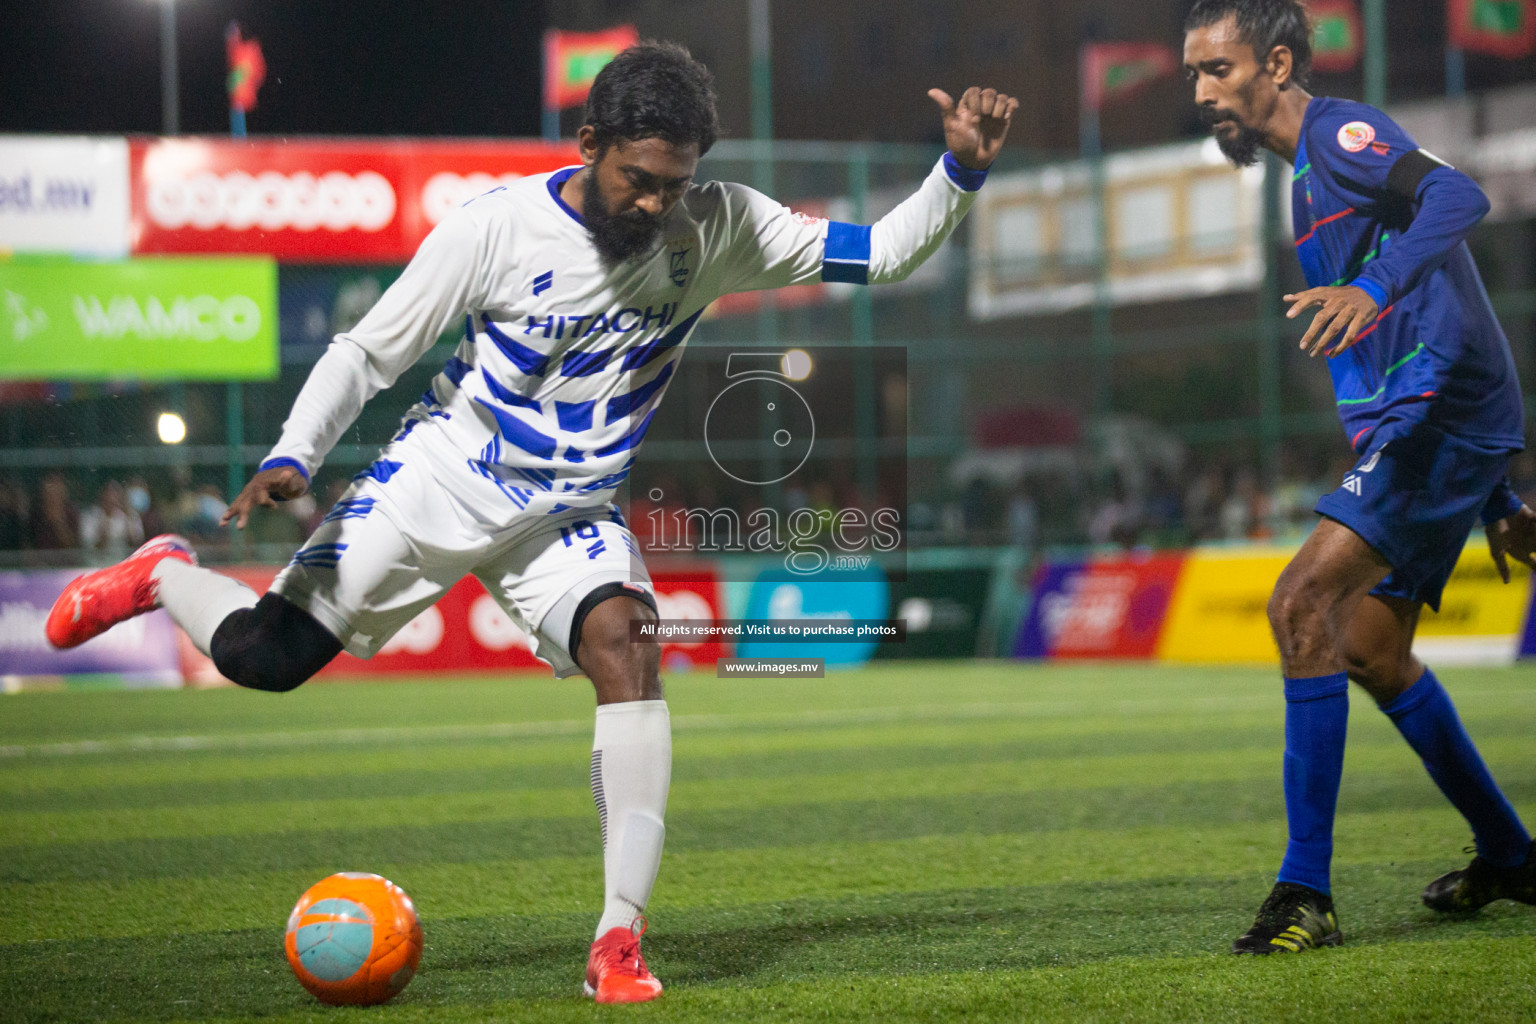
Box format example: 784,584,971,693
284,872,423,1006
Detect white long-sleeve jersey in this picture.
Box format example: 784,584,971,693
261,154,986,522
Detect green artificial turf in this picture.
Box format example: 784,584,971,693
3,663,1535,1022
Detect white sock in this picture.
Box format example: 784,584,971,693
152,558,259,656
590,699,671,939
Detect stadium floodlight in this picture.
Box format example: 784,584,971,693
157,412,187,444
780,349,813,381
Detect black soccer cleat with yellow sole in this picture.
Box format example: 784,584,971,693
1232,882,1343,955
1422,840,1536,914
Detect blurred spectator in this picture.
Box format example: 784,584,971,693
1006,486,1038,550
1220,468,1264,540
1183,467,1225,542
961,478,1003,537
0,476,26,550
30,472,79,550
1087,480,1143,548
79,479,145,557
175,483,230,543
1143,468,1185,538
125,474,170,539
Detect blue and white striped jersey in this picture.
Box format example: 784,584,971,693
261,156,984,520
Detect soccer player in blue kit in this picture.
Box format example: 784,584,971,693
1184,0,1536,954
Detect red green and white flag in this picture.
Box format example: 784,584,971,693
1310,0,1363,73
543,25,639,111
1081,41,1179,111
1449,0,1536,59
226,23,266,112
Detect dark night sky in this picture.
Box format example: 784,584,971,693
3,1,1534,149
0,1,548,137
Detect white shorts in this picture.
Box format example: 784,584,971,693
269,444,653,677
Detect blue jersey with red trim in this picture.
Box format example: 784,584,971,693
1292,96,1522,452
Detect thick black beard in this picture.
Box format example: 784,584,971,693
1199,105,1265,168
582,171,665,266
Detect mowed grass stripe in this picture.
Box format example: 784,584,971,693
0,664,1279,740
9,770,1530,886
6,663,1531,759
0,805,1506,944
5,722,1532,846
13,686,1533,800
620,939,1536,1024
5,666,1536,1023
0,692,1298,760
4,671,1530,793
2,682,1527,803
0,711,1290,800
10,872,1536,1024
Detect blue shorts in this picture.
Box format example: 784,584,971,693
1314,418,1512,611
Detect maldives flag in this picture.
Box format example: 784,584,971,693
1310,0,1363,73
543,25,640,111
1450,0,1536,58
226,23,266,112
1081,41,1179,111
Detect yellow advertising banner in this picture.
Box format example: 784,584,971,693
1154,544,1532,666
1155,548,1290,664
1414,543,1531,663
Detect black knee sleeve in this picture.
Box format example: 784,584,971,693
569,581,658,657
210,593,343,693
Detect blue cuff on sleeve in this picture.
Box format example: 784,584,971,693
1481,479,1523,526
822,220,872,285
942,151,988,192
259,456,311,483
1348,276,1390,313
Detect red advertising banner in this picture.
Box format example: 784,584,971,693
177,568,727,684
130,138,578,263
1029,552,1186,659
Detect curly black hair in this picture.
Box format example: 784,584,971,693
584,41,719,156
1185,0,1313,87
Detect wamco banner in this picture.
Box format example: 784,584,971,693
0,256,277,380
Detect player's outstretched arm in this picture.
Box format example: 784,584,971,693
851,85,1017,286
1486,505,1536,584
928,87,1019,171
222,465,310,530
927,85,1013,170
717,86,1016,295
256,210,489,486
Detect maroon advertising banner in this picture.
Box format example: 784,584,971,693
176,567,729,684
1,565,725,686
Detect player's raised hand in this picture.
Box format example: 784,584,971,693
222,465,310,530
929,86,1018,171
1285,285,1380,358
1487,505,1536,584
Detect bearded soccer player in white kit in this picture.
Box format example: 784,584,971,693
47,42,1017,1003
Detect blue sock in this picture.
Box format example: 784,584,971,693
1277,673,1350,894
1382,668,1530,868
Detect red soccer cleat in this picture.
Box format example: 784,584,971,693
45,535,197,649
583,917,662,1004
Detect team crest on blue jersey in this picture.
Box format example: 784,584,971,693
668,246,691,287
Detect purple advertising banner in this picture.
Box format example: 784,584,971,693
1012,559,1089,658
0,571,182,686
